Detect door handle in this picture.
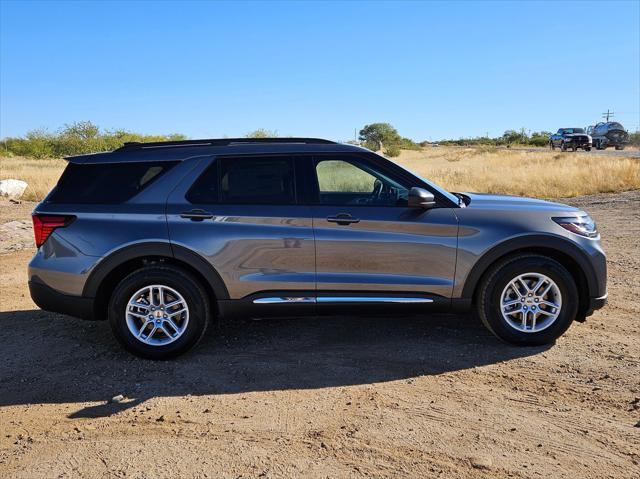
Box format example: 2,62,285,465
180,209,214,221
326,213,360,225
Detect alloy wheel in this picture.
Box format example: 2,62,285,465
125,284,190,346
500,273,562,333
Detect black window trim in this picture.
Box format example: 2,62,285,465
185,152,459,208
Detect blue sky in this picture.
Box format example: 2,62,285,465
1,0,638,141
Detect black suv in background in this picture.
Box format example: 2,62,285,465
586,122,630,150
549,128,592,152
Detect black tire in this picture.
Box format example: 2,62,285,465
560,142,567,152
572,146,577,152
108,265,211,359
584,147,591,152
550,141,555,150
477,254,578,346
596,140,605,150
615,145,624,151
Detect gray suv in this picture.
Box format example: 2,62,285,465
28,138,607,358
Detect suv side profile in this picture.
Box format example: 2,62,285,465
29,138,607,359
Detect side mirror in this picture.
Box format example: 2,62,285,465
408,187,436,209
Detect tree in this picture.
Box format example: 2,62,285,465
358,123,401,151
60,121,100,140
246,128,278,138
502,130,521,145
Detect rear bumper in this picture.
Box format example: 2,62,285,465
28,280,95,320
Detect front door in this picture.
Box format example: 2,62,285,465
310,155,458,299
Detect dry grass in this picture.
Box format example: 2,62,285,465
1,157,66,201
395,147,640,198
1,147,639,202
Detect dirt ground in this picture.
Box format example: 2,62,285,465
0,192,638,479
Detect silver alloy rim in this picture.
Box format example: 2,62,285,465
125,285,189,346
500,273,562,333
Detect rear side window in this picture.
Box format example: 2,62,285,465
187,156,296,205
48,161,177,204
221,156,295,204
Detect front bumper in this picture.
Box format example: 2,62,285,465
28,280,95,320
586,293,607,317
564,140,591,148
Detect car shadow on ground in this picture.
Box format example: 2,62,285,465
0,309,549,418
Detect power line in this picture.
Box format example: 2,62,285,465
601,109,614,122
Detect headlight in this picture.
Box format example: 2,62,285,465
553,215,598,238
564,137,572,142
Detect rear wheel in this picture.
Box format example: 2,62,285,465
477,254,578,345
108,265,211,359
585,147,591,152
615,145,625,151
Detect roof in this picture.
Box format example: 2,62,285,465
65,137,369,164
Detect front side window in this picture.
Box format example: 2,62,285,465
314,158,408,206
220,156,296,204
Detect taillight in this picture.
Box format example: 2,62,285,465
32,214,75,248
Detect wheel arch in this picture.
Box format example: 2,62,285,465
83,242,229,320
462,235,597,319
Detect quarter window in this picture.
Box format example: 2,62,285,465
48,161,177,204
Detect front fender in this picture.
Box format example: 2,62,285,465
458,234,604,300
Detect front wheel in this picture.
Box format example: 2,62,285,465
584,147,591,152
477,254,578,345
549,141,555,150
108,265,211,359
560,142,567,152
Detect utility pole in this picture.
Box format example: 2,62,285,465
602,109,614,122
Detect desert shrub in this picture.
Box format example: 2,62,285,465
0,121,187,158
384,145,401,157
246,128,278,138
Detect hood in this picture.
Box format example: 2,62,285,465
461,192,581,213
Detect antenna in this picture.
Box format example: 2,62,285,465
601,109,614,122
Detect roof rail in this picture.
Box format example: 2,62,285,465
116,137,335,151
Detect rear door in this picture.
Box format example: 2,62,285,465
308,154,458,300
166,155,315,300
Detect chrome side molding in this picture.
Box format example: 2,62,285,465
253,296,434,304
317,297,433,304
253,297,315,304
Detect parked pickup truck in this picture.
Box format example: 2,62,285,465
549,128,592,152
586,122,630,150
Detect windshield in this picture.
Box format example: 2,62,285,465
561,128,585,134
394,161,461,205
